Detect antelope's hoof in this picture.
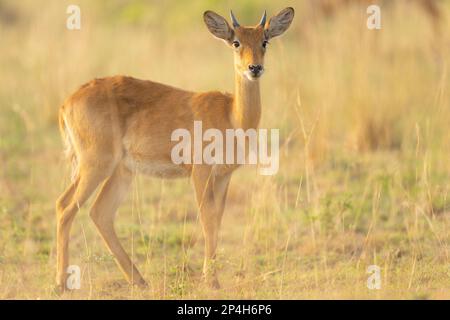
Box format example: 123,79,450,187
52,283,66,296
204,275,221,290
210,278,221,290
132,279,149,289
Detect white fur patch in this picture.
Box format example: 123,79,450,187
123,155,188,178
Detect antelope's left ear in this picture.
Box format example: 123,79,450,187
264,7,295,39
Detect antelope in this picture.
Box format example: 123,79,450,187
55,7,294,291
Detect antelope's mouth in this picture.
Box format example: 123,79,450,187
245,70,264,81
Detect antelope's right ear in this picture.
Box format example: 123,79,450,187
203,11,234,42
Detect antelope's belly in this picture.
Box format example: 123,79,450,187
123,154,190,178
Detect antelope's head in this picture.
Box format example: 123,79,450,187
203,7,294,81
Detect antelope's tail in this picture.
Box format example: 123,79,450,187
59,107,79,181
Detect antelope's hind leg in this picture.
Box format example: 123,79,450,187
55,169,110,292
90,164,147,287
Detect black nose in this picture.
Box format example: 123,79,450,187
248,64,263,75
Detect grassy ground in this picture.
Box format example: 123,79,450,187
0,0,449,299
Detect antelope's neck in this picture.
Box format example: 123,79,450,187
231,74,261,130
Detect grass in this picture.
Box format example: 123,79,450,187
0,0,449,299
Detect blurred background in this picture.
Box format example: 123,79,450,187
0,0,449,299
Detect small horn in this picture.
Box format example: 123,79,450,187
259,10,267,27
230,10,240,28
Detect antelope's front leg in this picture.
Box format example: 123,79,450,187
191,165,222,288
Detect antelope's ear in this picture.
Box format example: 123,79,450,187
203,11,234,42
264,7,294,39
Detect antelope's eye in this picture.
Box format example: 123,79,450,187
232,40,240,48
262,40,269,49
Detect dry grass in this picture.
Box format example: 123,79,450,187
0,0,449,299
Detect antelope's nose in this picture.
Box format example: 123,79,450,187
248,64,263,76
